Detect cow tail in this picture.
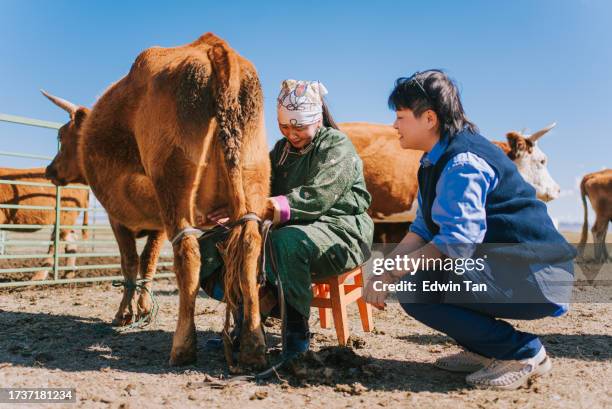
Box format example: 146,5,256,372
206,36,249,313
578,176,589,256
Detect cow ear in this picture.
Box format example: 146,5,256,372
72,108,89,128
506,131,533,158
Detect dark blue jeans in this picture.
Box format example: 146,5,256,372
399,262,570,360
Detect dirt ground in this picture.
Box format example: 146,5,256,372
0,255,173,283
1,270,611,409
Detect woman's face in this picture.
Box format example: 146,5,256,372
278,120,322,149
393,108,439,151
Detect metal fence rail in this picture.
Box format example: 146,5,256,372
0,113,175,288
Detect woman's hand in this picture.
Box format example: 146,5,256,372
363,271,400,310
207,206,230,225
208,200,275,225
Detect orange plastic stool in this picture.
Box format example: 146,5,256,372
311,266,373,345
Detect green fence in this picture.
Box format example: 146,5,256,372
0,113,175,288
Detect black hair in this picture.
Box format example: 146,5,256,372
388,69,478,137
322,99,339,130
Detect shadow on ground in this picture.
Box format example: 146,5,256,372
1,311,609,393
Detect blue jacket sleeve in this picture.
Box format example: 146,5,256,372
409,191,434,242
430,152,498,257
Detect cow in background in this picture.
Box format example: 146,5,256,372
341,122,562,243
0,167,89,280
493,122,560,202
578,169,612,261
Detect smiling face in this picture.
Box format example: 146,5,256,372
278,119,322,149
392,108,440,152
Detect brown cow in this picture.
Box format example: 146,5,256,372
341,122,421,221
578,169,612,262
42,32,270,368
340,122,420,244
340,122,561,243
0,167,89,280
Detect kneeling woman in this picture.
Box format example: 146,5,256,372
200,80,374,356
364,70,575,390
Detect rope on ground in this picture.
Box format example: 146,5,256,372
111,278,159,330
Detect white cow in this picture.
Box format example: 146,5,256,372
494,123,560,202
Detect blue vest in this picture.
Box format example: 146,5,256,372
417,129,576,265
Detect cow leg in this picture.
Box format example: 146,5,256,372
373,222,412,244
62,229,78,279
237,220,266,368
36,229,78,280
31,268,50,281
167,232,200,366
592,216,609,262
151,149,200,366
110,221,140,327
31,228,57,281
137,231,166,320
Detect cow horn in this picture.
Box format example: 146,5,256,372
527,122,556,142
40,89,78,115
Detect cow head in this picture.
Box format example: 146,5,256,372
506,123,560,202
41,90,89,186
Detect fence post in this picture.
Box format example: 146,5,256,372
0,231,6,255
91,194,97,253
53,138,61,281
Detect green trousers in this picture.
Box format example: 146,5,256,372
199,219,371,317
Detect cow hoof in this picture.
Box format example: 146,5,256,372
169,345,197,366
31,270,49,281
169,330,197,366
137,296,152,317
111,314,133,327
135,311,153,325
237,329,267,369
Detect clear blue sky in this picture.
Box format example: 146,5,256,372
1,0,610,225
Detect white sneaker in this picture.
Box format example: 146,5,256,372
466,346,552,390
434,350,492,373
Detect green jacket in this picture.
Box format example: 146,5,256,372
200,126,374,316
270,125,374,245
